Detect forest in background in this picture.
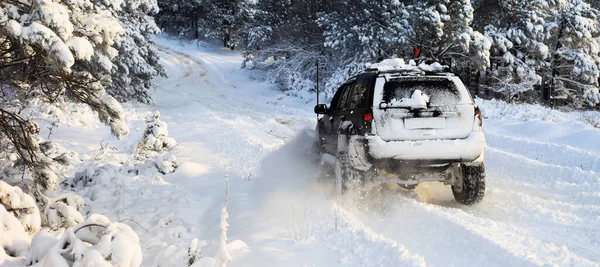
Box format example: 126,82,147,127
156,0,600,109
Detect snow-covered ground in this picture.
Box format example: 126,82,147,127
34,36,600,266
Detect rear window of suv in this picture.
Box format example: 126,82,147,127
382,79,460,107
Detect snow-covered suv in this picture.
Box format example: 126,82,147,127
314,64,486,205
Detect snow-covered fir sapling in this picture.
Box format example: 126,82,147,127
215,174,232,267
187,238,202,266
135,111,178,174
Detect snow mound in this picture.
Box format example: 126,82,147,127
0,180,41,233
25,214,142,267
0,204,31,263
366,58,448,72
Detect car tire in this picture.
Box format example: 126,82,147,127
452,164,486,205
333,151,364,196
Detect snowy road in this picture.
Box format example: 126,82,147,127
129,38,600,266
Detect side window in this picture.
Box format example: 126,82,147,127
348,78,370,109
329,84,346,111
338,83,353,111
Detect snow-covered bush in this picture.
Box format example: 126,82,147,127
24,214,142,267
0,181,41,233
0,204,31,263
39,192,85,230
135,112,178,174
0,138,76,190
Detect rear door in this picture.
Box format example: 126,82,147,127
320,82,351,154
345,75,373,135
372,76,475,141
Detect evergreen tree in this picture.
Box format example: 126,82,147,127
485,0,600,106
411,0,490,72
484,0,562,95
318,0,413,64
108,0,167,103
545,0,600,106
1,0,129,187
156,0,204,37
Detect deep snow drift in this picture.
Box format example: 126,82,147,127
5,36,599,266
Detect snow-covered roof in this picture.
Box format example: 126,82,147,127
365,58,449,73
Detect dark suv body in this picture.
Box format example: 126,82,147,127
314,68,486,205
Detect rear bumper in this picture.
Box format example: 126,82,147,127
351,132,485,163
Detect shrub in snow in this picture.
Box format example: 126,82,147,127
39,192,85,230
0,138,76,190
0,181,41,233
70,163,130,188
135,112,178,174
25,214,142,267
0,204,31,262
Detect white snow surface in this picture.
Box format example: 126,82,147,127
6,36,599,266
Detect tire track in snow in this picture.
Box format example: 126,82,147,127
486,131,600,172
335,134,600,265
462,147,600,262
316,205,427,266
342,185,599,266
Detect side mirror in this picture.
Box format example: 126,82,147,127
314,104,328,115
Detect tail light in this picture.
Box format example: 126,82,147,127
474,106,481,118
474,106,482,127
364,113,372,122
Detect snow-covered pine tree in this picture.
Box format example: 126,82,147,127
1,0,128,188
319,0,413,65
156,0,204,37
315,0,414,96
410,0,491,72
544,0,600,107
241,0,336,97
201,0,255,50
239,3,271,53
484,0,561,97
108,0,167,103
